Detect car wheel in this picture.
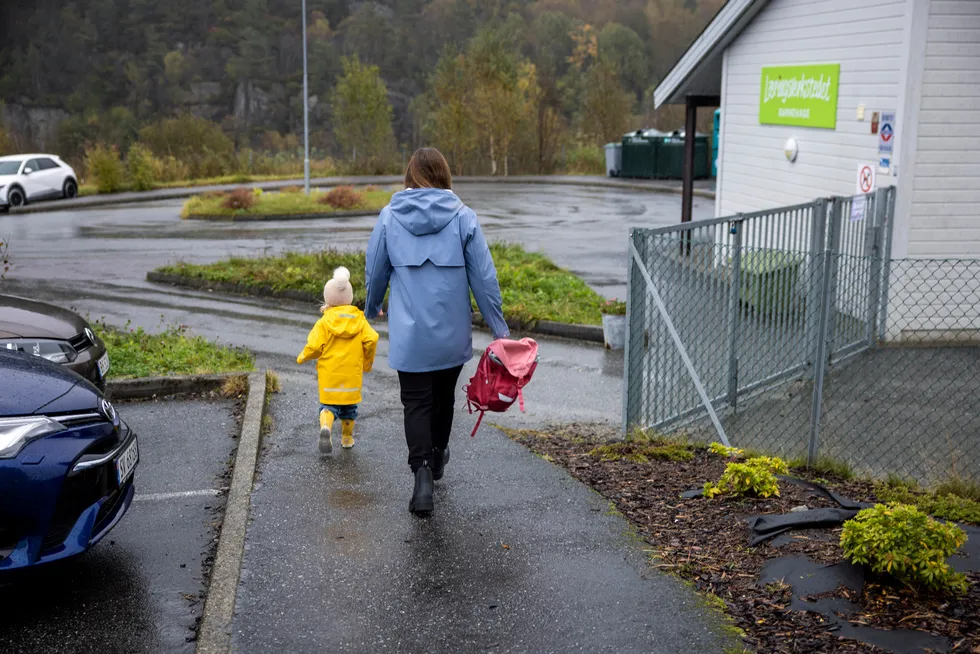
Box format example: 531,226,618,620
63,178,78,199
7,186,25,208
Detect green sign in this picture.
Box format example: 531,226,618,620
759,64,840,129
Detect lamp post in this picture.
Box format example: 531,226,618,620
301,0,310,195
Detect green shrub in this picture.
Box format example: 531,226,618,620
84,144,125,193
154,155,191,183
563,143,605,175
139,115,234,178
126,143,157,191
841,503,968,594
875,482,980,525
704,456,788,499
708,442,745,459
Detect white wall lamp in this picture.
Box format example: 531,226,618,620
784,137,799,163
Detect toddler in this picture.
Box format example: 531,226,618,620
297,267,379,453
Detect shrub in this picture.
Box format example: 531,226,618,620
154,155,191,183
126,143,157,191
563,143,605,175
875,482,980,525
222,188,256,211
704,456,789,499
321,186,364,209
84,144,125,193
841,503,968,594
708,442,745,459
139,115,234,178
281,185,303,194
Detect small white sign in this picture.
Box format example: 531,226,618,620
857,163,876,195
878,111,896,156
850,195,867,222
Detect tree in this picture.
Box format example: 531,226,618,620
580,60,634,146
597,23,650,101
425,47,477,175
331,56,396,173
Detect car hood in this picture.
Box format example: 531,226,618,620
0,350,101,416
0,295,88,339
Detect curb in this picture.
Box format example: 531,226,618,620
11,175,715,215
197,371,267,654
106,372,244,400
147,272,606,344
185,209,380,222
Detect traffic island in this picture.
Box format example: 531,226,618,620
147,244,607,343
505,424,980,653
180,185,396,221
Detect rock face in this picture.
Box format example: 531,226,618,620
1,104,70,151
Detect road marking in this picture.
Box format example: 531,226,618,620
135,488,226,502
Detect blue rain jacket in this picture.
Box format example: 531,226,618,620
365,188,509,373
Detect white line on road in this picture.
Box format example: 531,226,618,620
135,488,227,502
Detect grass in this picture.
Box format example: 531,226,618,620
875,477,980,525
96,321,254,379
180,186,396,219
589,430,696,463
77,163,343,196
788,455,855,481
156,243,607,326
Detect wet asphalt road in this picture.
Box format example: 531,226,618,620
0,182,712,301
0,397,239,654
233,368,730,653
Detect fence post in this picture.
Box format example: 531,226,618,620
807,197,841,466
805,199,829,378
726,218,744,408
865,188,887,348
877,187,897,342
622,229,636,434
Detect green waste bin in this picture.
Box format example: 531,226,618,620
620,129,663,179
655,131,711,180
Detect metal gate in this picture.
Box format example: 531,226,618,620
624,187,896,460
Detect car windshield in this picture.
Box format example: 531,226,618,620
0,161,23,175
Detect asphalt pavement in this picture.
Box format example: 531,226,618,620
0,397,240,654
232,364,731,653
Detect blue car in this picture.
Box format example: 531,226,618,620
0,349,138,571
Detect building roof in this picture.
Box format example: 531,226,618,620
653,0,771,107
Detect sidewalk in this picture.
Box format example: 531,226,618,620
230,341,732,652
11,175,716,215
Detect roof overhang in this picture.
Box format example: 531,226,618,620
653,0,771,107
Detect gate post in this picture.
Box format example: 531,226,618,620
865,188,888,348
804,199,828,378
726,218,744,408
623,229,636,434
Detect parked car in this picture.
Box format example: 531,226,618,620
0,154,79,210
0,349,139,571
0,295,110,390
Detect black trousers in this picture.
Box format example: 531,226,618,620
397,365,464,472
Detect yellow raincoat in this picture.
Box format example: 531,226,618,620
297,305,379,405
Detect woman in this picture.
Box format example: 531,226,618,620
365,148,509,517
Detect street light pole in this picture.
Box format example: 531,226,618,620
301,0,310,195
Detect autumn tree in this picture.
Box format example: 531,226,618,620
580,60,635,146
425,46,477,175
331,56,396,173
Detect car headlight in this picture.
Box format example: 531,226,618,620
0,339,78,364
0,417,67,459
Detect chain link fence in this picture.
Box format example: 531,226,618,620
624,187,980,484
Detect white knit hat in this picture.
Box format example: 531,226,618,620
322,267,354,310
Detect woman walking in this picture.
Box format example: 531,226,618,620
364,148,509,517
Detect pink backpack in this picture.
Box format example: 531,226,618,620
465,338,539,437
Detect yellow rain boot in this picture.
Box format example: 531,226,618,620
341,420,355,449
318,409,335,454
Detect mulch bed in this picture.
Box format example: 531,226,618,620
507,424,980,653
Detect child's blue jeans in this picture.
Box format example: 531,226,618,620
319,403,358,421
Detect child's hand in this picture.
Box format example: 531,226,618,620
377,309,385,318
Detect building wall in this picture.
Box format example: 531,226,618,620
903,0,980,258
715,0,908,218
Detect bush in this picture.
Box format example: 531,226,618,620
321,186,364,209
222,188,256,211
154,155,191,183
84,144,125,193
139,115,234,178
875,481,980,525
280,185,303,194
563,143,605,175
126,143,157,191
708,442,745,459
704,456,789,499
841,503,968,594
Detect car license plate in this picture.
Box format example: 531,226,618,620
115,437,139,486
98,353,110,378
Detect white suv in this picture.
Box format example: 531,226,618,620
0,154,79,210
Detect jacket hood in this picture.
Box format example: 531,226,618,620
388,188,462,236
321,306,368,338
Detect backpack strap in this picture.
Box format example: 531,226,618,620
470,410,485,437
517,376,527,412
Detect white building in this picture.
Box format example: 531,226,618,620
655,0,980,261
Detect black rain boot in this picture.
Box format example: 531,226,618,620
409,463,434,516
431,448,450,481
